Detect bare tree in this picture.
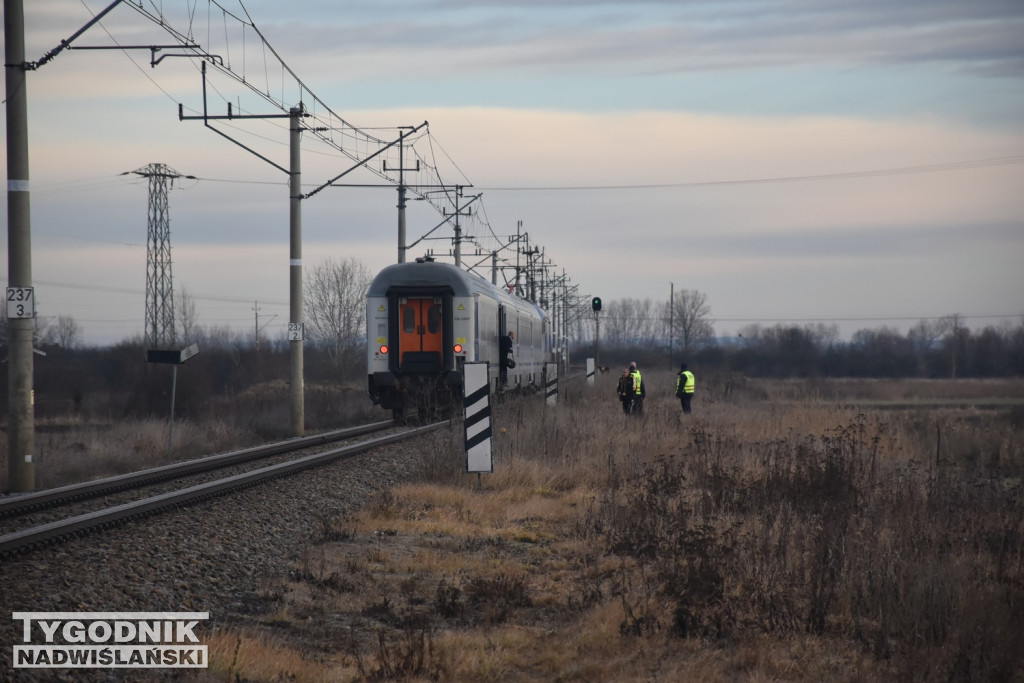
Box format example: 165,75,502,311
806,323,840,348
177,287,200,345
908,317,947,374
304,257,373,371
940,313,967,378
670,288,715,352
602,298,661,351
42,315,82,349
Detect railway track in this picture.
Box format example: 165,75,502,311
0,420,397,521
0,420,448,558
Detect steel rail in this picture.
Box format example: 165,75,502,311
0,421,448,558
0,420,395,520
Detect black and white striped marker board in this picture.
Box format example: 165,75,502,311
545,363,558,407
586,358,595,385
464,362,493,473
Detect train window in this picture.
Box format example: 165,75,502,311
403,306,416,334
427,304,441,334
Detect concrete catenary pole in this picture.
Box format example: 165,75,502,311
396,130,407,263
453,188,462,267
5,0,35,492
289,104,304,436
669,282,675,369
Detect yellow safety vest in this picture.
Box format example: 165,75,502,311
630,371,642,395
677,370,695,394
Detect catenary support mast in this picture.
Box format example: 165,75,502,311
289,104,304,436
5,0,34,492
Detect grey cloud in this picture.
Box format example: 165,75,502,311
646,221,1024,260
259,0,1024,79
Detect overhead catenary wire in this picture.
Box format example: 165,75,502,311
119,0,455,209
476,155,1024,192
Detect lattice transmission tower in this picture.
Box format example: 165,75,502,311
129,163,191,348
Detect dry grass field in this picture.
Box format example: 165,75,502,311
196,374,1024,682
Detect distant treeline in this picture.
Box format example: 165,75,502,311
3,318,1022,425
590,320,1024,379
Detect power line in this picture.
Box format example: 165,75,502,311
713,313,1023,324
477,155,1024,192
1,278,288,307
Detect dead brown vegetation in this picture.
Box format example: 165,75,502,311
199,375,1023,682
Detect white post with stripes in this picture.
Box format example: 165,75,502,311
586,357,596,385
464,362,493,473
545,362,558,407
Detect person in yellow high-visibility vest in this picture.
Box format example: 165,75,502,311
628,362,645,416
675,363,695,414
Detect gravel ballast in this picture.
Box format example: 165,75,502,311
0,435,438,680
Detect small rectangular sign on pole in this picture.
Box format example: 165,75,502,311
179,342,200,363
464,362,492,473
147,343,200,365
145,344,200,460
545,362,558,407
6,287,35,319
586,358,595,385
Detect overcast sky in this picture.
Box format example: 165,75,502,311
3,0,1023,345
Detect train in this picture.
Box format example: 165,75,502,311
366,258,552,419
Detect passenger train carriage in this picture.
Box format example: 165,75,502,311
367,258,550,419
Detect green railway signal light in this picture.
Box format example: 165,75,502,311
591,297,602,312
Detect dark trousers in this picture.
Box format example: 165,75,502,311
679,393,693,414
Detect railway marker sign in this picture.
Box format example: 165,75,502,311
463,362,493,477
6,286,35,319
586,358,595,385
146,343,200,365
146,343,200,460
545,362,558,407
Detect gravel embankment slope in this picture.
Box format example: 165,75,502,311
0,437,433,680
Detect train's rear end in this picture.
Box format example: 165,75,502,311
367,264,468,421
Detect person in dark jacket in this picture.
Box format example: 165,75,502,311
499,330,515,385
616,368,635,414
675,363,695,414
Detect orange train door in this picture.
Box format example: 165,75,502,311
398,297,444,368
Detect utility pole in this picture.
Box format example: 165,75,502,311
288,104,304,436
5,0,34,491
538,248,547,309
254,301,261,350
179,65,308,436
4,0,129,492
522,240,539,303
514,221,523,295
130,163,189,349
253,300,277,351
444,186,474,267
386,128,419,264
565,270,573,370
669,282,675,369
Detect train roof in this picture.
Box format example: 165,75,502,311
368,260,544,316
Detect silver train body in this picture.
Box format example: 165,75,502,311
366,259,550,418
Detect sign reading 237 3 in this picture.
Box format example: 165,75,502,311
6,287,35,319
